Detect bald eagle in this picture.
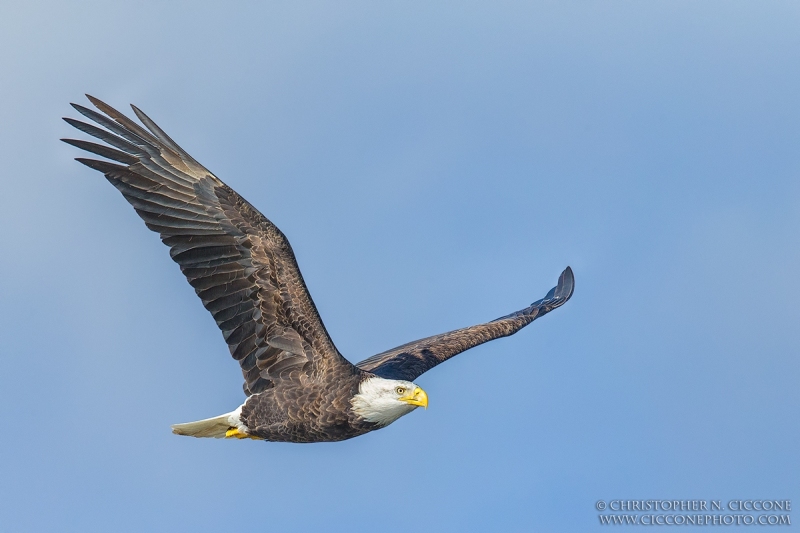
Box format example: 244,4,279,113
62,96,574,443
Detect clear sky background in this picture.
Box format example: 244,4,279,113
1,2,798,531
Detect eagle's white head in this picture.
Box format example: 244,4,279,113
351,376,429,426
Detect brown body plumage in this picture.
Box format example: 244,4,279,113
63,96,574,443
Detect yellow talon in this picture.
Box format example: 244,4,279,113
225,428,246,439
225,427,263,440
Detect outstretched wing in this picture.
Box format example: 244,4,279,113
63,95,358,395
356,267,574,381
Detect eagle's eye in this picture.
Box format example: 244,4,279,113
395,387,406,395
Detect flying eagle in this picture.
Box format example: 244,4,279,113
62,96,574,443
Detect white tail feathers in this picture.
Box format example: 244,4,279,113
171,406,243,438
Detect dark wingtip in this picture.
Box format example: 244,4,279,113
70,102,89,114
62,116,90,131
556,266,575,302
62,138,139,165
86,94,117,115
85,94,104,107
74,157,126,173
525,266,575,314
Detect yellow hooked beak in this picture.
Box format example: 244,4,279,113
399,386,428,409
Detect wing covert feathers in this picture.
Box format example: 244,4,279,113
356,267,574,381
63,95,356,395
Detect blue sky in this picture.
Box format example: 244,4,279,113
1,1,798,531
